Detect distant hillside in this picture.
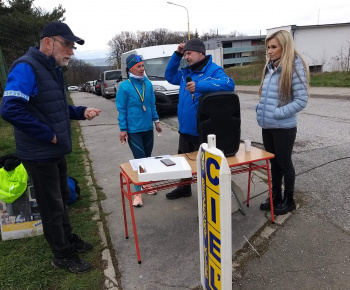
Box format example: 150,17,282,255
83,58,114,66
95,65,116,72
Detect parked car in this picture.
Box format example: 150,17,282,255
82,81,93,93
67,85,78,91
91,80,96,94
95,80,102,96
87,81,95,93
82,82,88,92
89,81,95,93
101,69,121,98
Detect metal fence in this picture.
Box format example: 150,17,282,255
0,10,43,95
0,46,8,96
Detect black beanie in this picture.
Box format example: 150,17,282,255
183,39,205,55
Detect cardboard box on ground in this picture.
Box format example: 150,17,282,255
0,181,43,241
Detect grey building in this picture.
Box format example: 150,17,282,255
204,35,265,68
267,22,350,72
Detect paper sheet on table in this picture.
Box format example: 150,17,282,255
129,155,172,171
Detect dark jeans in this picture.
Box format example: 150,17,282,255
128,130,154,192
178,133,200,154
128,130,154,159
262,127,297,193
21,156,73,258
177,133,200,190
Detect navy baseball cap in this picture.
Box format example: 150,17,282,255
41,22,84,45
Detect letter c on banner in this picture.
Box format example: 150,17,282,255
206,158,219,186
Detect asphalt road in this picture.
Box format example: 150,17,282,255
71,90,350,289
161,93,350,230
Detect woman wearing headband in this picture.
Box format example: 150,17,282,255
116,54,162,207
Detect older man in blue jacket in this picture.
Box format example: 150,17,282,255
0,22,101,273
165,39,235,199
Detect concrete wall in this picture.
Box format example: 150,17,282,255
267,24,350,72
207,47,223,67
294,26,350,72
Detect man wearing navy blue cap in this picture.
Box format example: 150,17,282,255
0,22,101,273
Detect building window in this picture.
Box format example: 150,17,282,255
242,52,252,57
222,42,232,48
223,53,235,59
309,65,322,73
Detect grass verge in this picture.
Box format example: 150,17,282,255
225,63,350,87
0,97,104,289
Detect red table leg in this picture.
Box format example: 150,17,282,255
246,163,252,207
128,194,142,264
266,160,275,223
120,172,142,263
120,172,129,238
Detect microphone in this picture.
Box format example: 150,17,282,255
186,76,195,99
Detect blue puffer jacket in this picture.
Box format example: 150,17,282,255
116,76,159,133
256,56,308,129
165,53,235,136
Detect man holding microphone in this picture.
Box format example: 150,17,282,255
164,39,235,199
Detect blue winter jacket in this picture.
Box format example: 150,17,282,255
256,56,308,129
116,76,159,133
165,53,235,136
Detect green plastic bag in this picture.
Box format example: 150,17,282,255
0,163,28,203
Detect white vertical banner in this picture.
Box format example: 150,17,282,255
196,134,232,290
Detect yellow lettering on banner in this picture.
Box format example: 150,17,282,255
202,178,207,237
204,246,208,279
208,223,221,268
209,258,221,290
207,187,221,233
205,153,221,194
203,151,222,289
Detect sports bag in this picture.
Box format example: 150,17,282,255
67,176,80,205
0,163,28,203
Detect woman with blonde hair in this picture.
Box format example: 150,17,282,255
256,30,309,215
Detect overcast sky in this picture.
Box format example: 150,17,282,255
33,0,350,59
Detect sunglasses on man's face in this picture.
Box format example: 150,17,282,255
50,37,77,50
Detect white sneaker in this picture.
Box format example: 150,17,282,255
133,194,143,207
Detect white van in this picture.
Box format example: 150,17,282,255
115,44,187,112
101,69,122,98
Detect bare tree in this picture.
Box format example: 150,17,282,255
65,58,80,84
108,31,140,68
167,31,188,44
107,28,243,66
137,31,154,47
151,28,170,45
336,41,350,72
201,29,238,41
64,58,100,86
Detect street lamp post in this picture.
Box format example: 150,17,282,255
167,1,190,40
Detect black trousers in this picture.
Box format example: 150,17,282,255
262,127,297,193
21,156,73,258
177,133,200,189
178,133,200,154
